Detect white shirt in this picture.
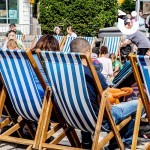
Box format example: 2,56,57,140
97,57,113,77
139,16,145,28
67,32,77,38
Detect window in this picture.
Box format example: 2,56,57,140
0,0,19,24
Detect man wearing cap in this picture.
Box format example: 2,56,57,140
5,23,25,40
122,19,150,55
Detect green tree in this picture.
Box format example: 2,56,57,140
119,0,136,13
39,0,118,36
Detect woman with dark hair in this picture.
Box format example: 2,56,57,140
31,34,60,98
32,34,60,52
22,35,60,134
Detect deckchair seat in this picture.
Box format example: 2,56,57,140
62,37,77,52
16,35,23,41
103,36,121,55
82,36,96,49
0,50,43,121
39,51,97,132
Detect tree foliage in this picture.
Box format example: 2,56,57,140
39,0,118,36
119,0,136,13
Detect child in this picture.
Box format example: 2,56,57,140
109,53,123,77
91,53,103,72
97,46,113,78
7,39,19,50
97,46,114,86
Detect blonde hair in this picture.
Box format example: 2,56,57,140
7,39,18,50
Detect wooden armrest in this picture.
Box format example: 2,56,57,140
107,87,133,105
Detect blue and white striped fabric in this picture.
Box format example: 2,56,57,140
137,55,150,102
53,35,63,45
113,61,132,86
104,37,121,55
0,50,43,121
36,35,43,43
39,51,97,132
62,37,76,52
16,35,22,41
82,37,95,47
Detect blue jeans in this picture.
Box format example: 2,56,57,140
81,100,138,146
102,100,138,145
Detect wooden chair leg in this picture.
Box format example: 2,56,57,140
0,86,24,137
131,98,143,150
145,142,150,150
0,86,11,129
64,126,81,147
33,87,52,149
4,106,25,138
26,145,32,150
0,86,7,117
92,91,107,150
106,105,124,150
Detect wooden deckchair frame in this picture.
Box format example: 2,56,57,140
102,36,122,62
0,49,61,149
58,36,66,50
129,53,150,150
35,50,135,150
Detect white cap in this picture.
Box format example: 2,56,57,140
118,10,126,16
91,53,97,59
131,11,137,17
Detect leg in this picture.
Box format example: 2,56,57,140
81,131,92,149
131,98,143,150
110,100,138,145
137,48,149,55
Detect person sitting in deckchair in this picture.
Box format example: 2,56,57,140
109,53,123,77
2,30,26,50
70,38,138,149
7,39,19,50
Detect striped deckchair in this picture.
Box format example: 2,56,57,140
62,37,76,52
16,35,23,41
113,61,133,88
36,35,43,42
82,36,96,50
102,37,122,60
53,35,66,49
129,54,150,150
36,51,133,150
0,49,58,149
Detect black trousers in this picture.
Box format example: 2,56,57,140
137,48,149,55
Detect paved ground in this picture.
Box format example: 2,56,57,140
0,130,149,150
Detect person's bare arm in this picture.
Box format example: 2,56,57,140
121,39,132,47
21,34,25,41
113,64,119,76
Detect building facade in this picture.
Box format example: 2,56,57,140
0,0,41,35
143,2,150,14
0,0,30,24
